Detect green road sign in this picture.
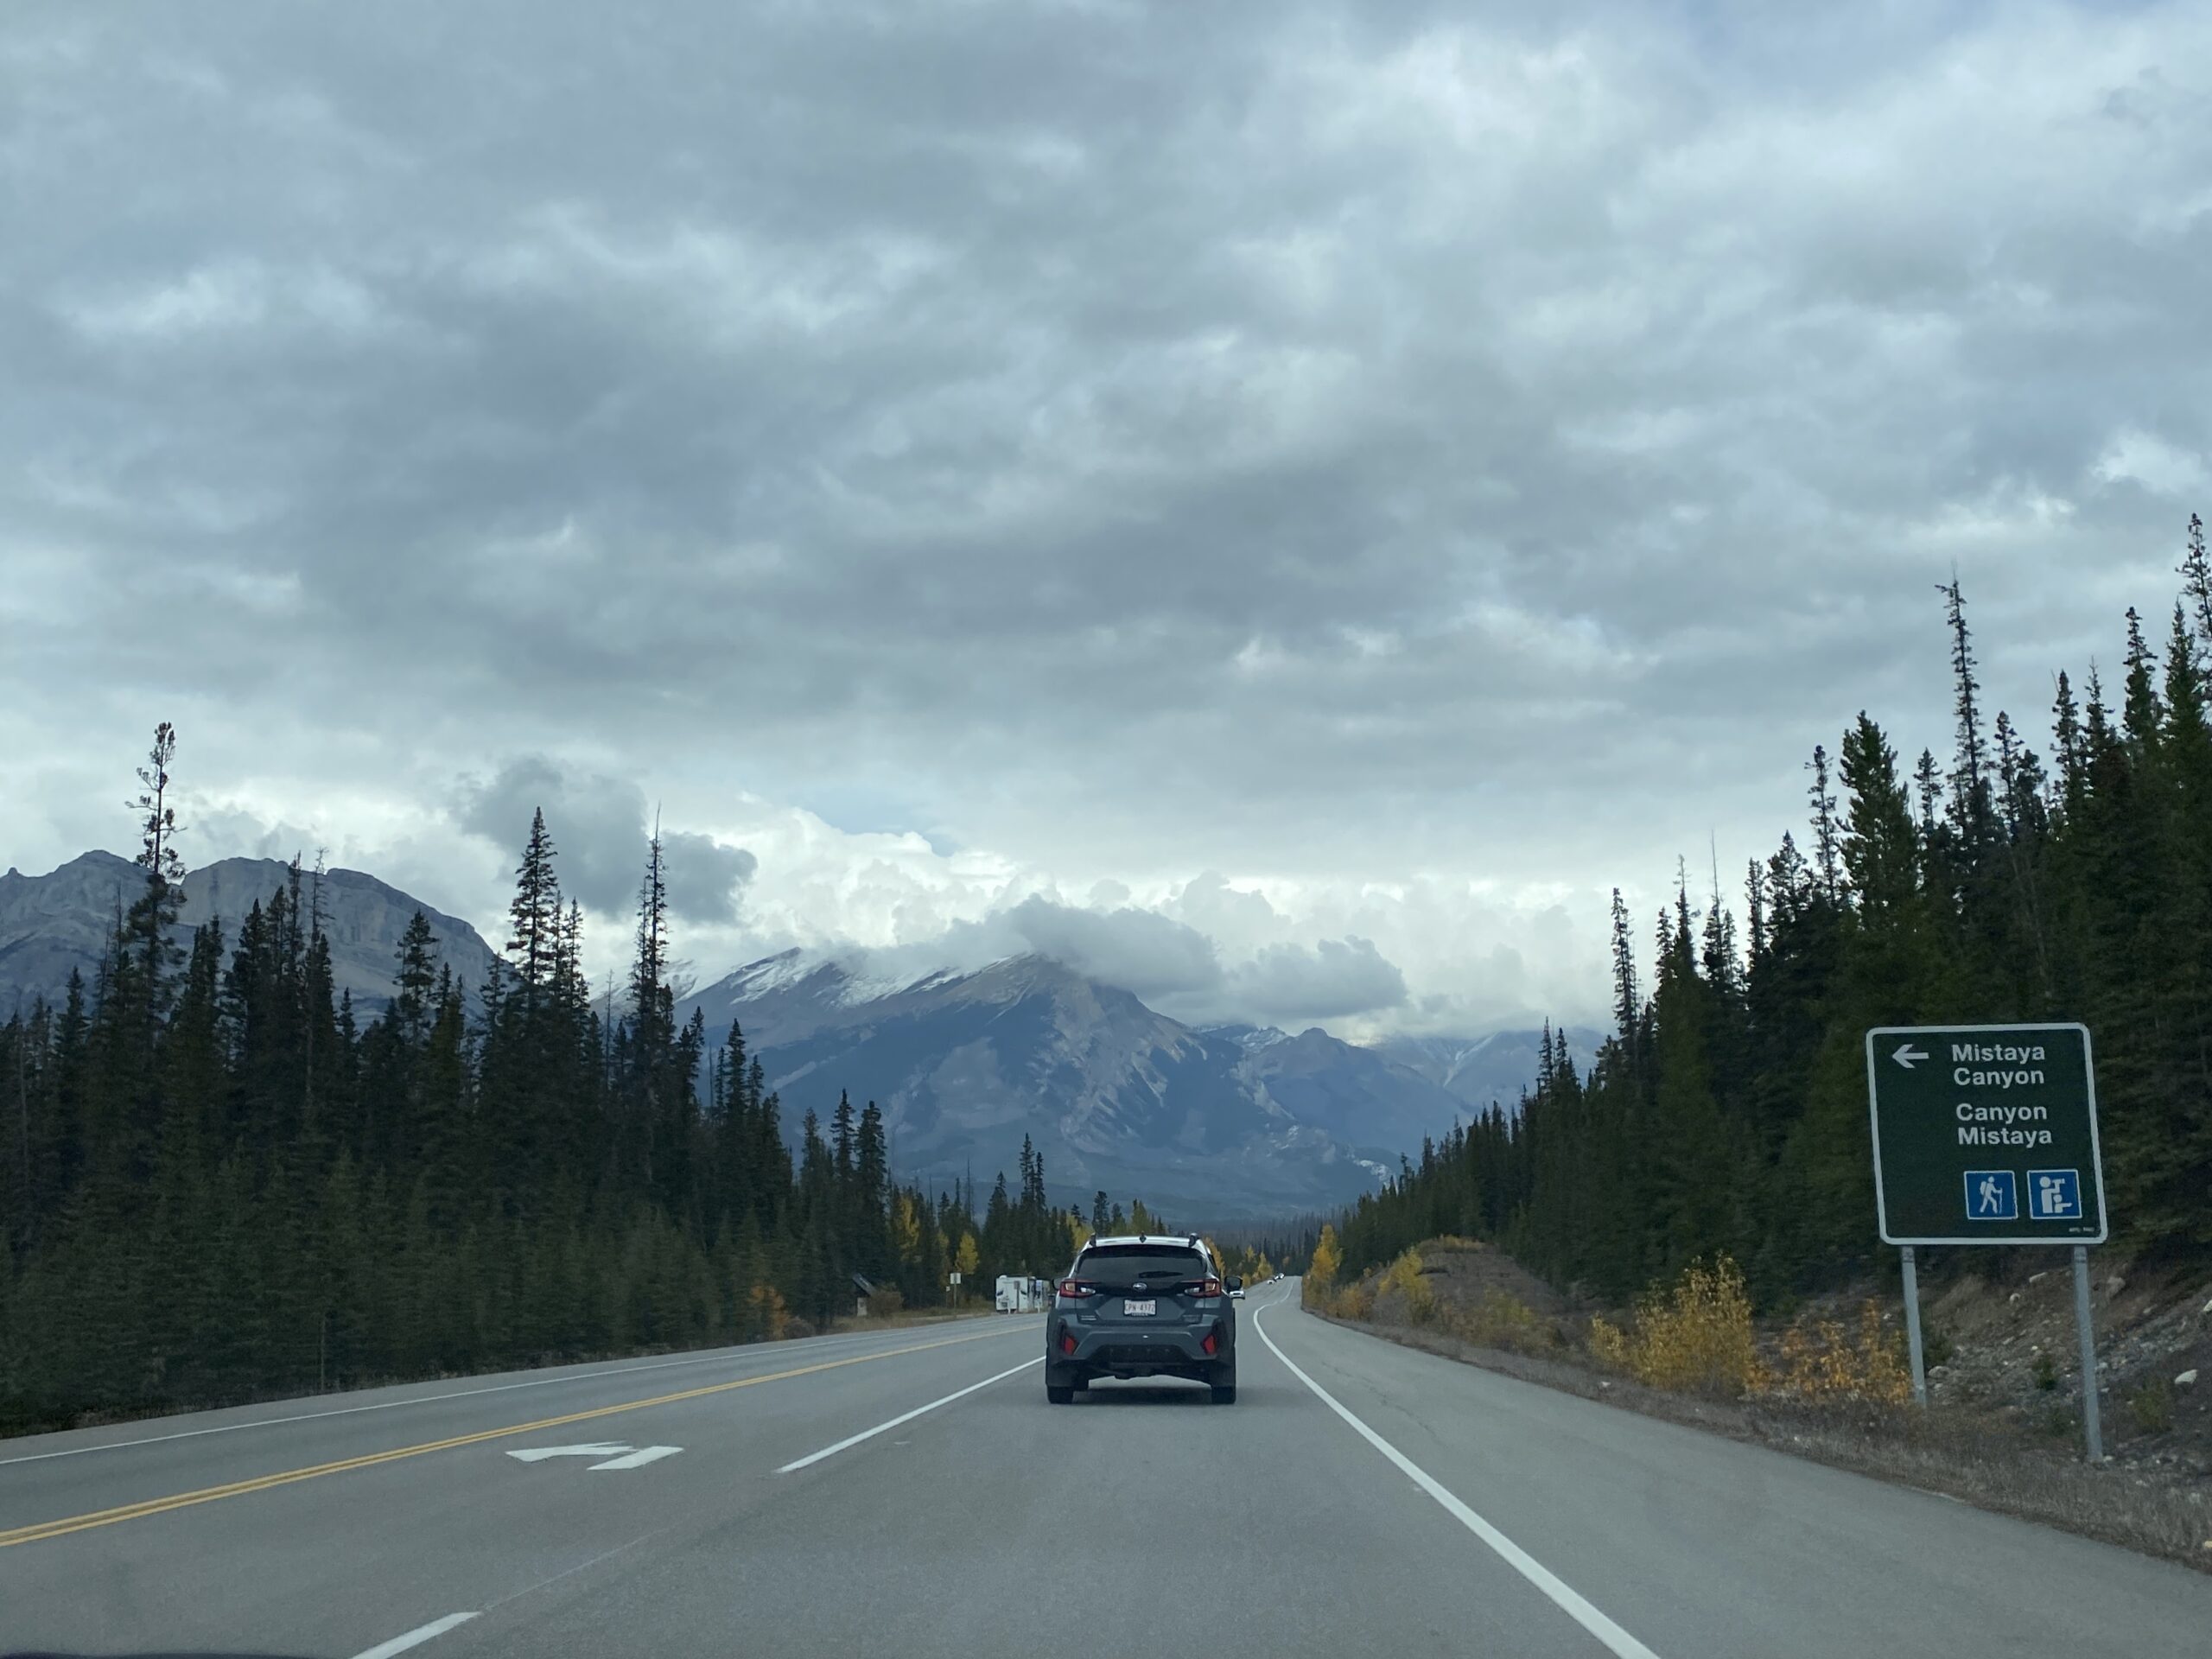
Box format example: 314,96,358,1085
1865,1023,2107,1246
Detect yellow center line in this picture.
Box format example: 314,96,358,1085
0,1325,1024,1548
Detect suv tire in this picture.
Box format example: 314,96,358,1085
1211,1376,1236,1405
1047,1383,1077,1404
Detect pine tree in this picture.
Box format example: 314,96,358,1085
393,912,438,1049
1806,743,1843,902
505,809,562,1001
1941,575,1995,850
831,1090,857,1255
2050,671,2085,815
2182,512,2212,649
1608,888,1640,1075
126,721,188,1024
855,1101,890,1278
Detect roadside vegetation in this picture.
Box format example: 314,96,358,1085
1311,1238,1903,1405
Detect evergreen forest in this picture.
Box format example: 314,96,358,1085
1338,523,2212,1302
0,761,1137,1433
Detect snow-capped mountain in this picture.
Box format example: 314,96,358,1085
0,851,500,1014
678,950,1479,1218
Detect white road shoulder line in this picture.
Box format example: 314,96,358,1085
349,1611,479,1659
1252,1304,1662,1659
777,1357,1042,1472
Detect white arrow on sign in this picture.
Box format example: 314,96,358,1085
1891,1044,1930,1069
506,1442,683,1470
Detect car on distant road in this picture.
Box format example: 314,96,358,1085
1045,1234,1240,1403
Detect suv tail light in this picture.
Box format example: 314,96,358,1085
1201,1328,1220,1357
1057,1279,1097,1300
1189,1277,1224,1298
1059,1330,1078,1355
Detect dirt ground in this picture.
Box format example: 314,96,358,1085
1918,1257,2212,1475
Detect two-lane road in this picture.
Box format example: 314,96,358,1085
4,1284,2208,1657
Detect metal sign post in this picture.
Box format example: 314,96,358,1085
2072,1246,2103,1461
1898,1245,1927,1408
1866,1023,2108,1458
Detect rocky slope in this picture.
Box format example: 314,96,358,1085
0,851,499,1014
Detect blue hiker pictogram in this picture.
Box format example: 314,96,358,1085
2026,1168,2082,1220
1963,1168,2017,1221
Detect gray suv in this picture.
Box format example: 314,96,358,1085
1045,1235,1241,1403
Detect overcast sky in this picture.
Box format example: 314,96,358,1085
4,1,2209,1036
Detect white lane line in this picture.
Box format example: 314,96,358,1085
777,1357,1042,1473
348,1611,480,1659
589,1445,682,1471
1252,1305,1662,1659
0,1323,1007,1467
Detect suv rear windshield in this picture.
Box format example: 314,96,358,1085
1074,1246,1207,1287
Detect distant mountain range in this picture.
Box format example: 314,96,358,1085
675,950,1577,1220
0,850,499,1015
3,851,1590,1219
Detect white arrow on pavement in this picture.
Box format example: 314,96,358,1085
587,1445,682,1471
505,1442,683,1470
506,1444,630,1462
1891,1044,1929,1069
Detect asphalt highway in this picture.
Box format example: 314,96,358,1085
3,1281,2208,1658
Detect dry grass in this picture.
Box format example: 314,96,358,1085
829,1303,996,1334
1449,1289,1558,1354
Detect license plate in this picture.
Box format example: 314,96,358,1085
1122,1299,1155,1317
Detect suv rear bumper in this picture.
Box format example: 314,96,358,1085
1048,1317,1231,1380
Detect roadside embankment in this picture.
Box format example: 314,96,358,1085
1306,1236,2212,1570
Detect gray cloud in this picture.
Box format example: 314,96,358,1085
455,757,752,926
6,2,2209,1035
455,757,649,918
854,895,1224,1001
1224,937,1408,1027
838,892,1414,1025
663,830,756,928
1001,895,1222,1000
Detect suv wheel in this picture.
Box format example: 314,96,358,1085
1047,1383,1076,1404
1211,1375,1236,1405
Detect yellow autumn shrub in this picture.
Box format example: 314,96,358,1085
1585,1255,1763,1396
1587,1314,1629,1370
1304,1225,1342,1309
747,1281,789,1342
1769,1301,1910,1407
1381,1248,1437,1324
